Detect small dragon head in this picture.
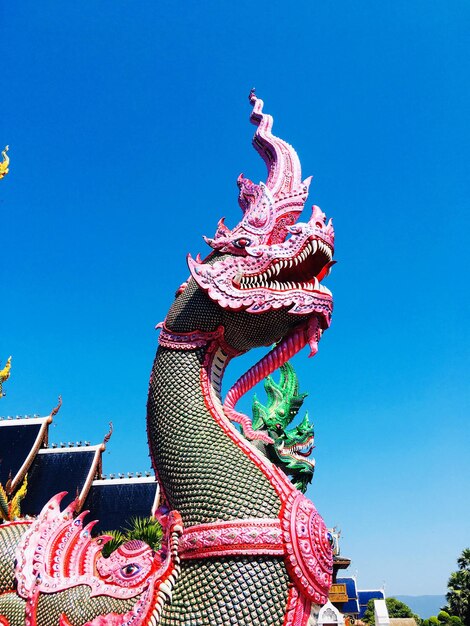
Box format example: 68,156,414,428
187,91,334,328
96,539,159,588
251,362,315,492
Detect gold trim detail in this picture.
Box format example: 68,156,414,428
0,146,9,180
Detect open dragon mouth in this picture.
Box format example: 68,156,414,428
278,436,315,466
235,238,333,296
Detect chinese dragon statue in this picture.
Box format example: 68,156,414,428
0,91,335,625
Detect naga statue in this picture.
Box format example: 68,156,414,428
0,92,336,626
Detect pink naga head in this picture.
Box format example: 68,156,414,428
188,91,335,325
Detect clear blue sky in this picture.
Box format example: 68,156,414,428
1,0,469,597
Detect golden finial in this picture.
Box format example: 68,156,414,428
0,357,12,398
0,475,28,521
0,146,9,180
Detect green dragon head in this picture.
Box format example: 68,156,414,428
251,362,315,492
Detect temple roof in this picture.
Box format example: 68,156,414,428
358,589,385,618
0,416,51,492
0,399,158,533
83,476,159,533
335,577,360,615
21,444,103,516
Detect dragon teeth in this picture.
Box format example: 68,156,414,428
237,234,334,290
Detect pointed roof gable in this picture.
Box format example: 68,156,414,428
0,416,52,492
21,444,103,516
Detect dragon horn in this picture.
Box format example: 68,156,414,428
249,89,302,200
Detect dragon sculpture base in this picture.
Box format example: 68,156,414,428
0,92,336,625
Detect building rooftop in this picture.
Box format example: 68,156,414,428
0,415,51,492
0,398,158,530
21,445,103,515
83,476,159,533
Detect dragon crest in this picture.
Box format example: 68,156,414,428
188,91,335,320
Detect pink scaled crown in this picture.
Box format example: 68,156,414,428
207,90,334,250
188,91,335,319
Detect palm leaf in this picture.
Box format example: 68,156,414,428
100,517,163,558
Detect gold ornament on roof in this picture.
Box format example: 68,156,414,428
0,356,11,397
0,146,9,180
0,475,28,521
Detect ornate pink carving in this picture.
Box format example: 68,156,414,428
156,322,227,350
15,494,184,626
281,490,333,605
283,586,314,626
180,518,284,559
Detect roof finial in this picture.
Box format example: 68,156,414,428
50,395,62,418
0,357,11,398
0,146,9,180
103,421,113,446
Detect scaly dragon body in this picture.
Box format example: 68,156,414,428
146,91,335,625
0,92,336,625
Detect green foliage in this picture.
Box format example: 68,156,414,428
101,530,126,558
363,550,470,626
363,597,420,625
442,548,470,626
362,599,376,624
101,517,163,558
423,609,464,626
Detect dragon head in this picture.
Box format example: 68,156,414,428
164,92,336,441
251,362,315,492
187,90,334,329
96,539,161,589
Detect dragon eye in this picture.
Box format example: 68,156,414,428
233,237,251,249
275,423,282,430
121,563,141,578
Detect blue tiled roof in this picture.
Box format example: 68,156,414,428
83,480,158,533
337,577,358,599
334,577,360,615
358,590,385,618
22,449,96,515
341,598,360,614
